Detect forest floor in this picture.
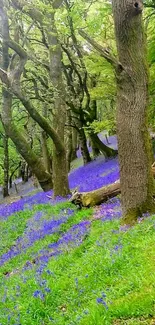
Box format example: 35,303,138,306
0,136,155,325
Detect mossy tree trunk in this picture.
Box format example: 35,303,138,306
65,111,73,172
112,0,155,224
0,5,53,192
1,91,53,191
46,8,70,196
3,132,9,197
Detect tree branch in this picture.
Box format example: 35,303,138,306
78,29,119,70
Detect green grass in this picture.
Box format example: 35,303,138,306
0,201,155,324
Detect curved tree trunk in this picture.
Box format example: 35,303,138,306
1,90,53,192
0,2,53,192
112,0,155,224
89,132,117,158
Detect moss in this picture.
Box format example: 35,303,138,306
122,196,155,226
122,207,141,226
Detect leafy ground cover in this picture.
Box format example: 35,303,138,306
0,140,155,324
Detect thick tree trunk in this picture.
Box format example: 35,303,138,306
47,11,70,196
3,133,9,197
112,0,155,224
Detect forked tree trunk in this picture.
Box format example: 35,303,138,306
112,0,155,224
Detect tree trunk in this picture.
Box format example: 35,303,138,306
3,132,9,197
71,127,78,160
89,132,117,158
78,127,91,165
40,131,51,174
65,111,73,172
1,90,53,192
0,1,53,192
9,162,21,188
47,11,70,196
112,0,155,224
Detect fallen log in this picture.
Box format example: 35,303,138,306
70,163,155,208
70,181,120,207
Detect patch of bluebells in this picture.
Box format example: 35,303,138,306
69,156,119,192
0,190,70,221
0,208,74,266
23,220,91,267
0,156,119,222
93,197,122,222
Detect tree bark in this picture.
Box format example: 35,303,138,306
1,90,53,192
0,3,53,192
78,127,91,165
65,111,73,172
112,0,155,224
46,10,70,196
71,127,78,160
70,181,120,207
40,131,51,174
3,132,9,197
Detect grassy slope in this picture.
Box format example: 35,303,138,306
0,154,155,324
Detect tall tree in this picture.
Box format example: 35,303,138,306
0,0,53,192
79,0,155,223
0,0,70,196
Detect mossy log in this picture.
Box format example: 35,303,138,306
70,164,155,208
70,181,120,207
